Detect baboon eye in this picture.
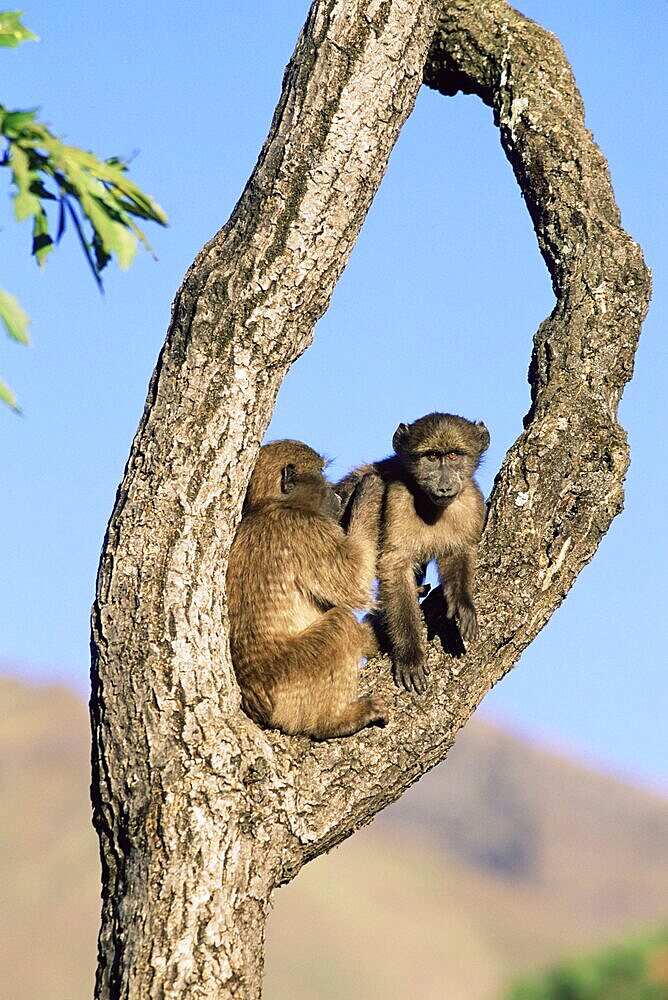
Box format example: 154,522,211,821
424,451,440,462
446,452,459,461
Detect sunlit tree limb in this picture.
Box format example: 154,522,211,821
89,2,650,997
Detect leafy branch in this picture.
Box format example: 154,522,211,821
0,11,168,410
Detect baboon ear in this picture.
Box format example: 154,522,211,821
281,463,297,494
392,423,410,453
476,421,490,453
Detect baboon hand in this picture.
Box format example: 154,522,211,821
447,593,479,644
354,471,384,507
393,655,430,695
345,472,384,534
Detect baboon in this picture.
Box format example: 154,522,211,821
337,413,489,694
226,439,387,739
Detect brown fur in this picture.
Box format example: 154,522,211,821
337,413,489,693
226,440,387,738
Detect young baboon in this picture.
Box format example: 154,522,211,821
337,413,489,694
226,439,387,739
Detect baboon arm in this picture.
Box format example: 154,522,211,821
345,469,383,539
335,464,377,508
310,470,384,606
378,551,428,693
437,547,479,644
296,521,377,610
437,547,475,594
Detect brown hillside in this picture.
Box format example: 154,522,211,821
0,675,99,1000
1,673,667,1000
266,723,668,999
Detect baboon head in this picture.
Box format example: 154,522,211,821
392,412,489,507
244,439,341,517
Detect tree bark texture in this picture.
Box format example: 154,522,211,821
90,1,651,997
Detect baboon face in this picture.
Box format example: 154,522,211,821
407,450,477,506
245,439,340,517
393,413,489,508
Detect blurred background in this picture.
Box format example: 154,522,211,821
1,2,666,998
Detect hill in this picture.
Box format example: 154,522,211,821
1,673,667,1000
0,676,99,1000
266,719,668,999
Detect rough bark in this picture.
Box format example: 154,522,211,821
90,1,651,998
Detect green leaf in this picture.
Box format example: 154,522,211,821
0,286,31,344
9,144,41,220
64,200,103,289
91,231,110,273
0,377,20,411
32,207,53,266
0,99,167,292
54,144,168,225
55,158,137,268
0,11,38,47
1,107,38,133
26,177,57,201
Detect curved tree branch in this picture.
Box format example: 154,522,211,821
90,1,650,997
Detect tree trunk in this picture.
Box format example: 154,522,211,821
90,1,651,997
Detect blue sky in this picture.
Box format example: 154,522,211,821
1,2,666,790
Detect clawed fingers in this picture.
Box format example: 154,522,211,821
458,604,479,644
394,658,430,695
